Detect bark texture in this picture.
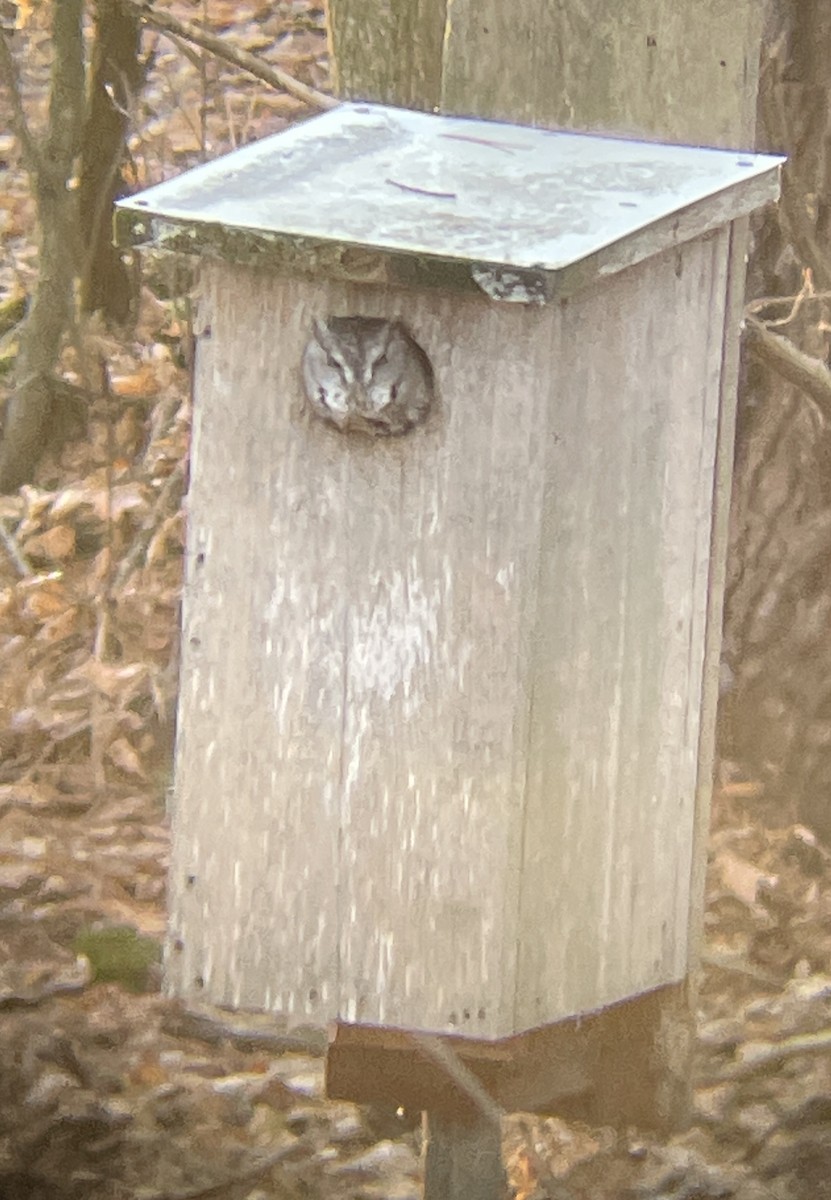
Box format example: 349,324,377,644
722,0,831,840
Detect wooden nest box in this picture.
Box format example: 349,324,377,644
116,105,782,1129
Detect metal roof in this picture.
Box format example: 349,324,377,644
116,102,783,301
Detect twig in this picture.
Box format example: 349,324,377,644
385,178,457,200
410,1034,577,1200
0,518,33,577
743,315,831,422
410,1033,503,1127
90,358,117,796
440,133,518,154
123,0,337,112
114,460,186,589
199,0,209,160
704,1028,831,1084
137,1136,316,1200
746,270,816,328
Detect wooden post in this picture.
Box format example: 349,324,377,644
322,0,768,1188
328,0,763,149
424,1115,505,1200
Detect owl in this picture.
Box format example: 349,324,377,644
301,316,435,436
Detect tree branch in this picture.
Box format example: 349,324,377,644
122,0,337,111
743,314,831,422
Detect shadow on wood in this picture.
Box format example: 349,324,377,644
327,981,692,1133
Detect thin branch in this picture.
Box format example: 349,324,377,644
410,1033,504,1127
743,315,831,422
746,270,817,327
139,1135,316,1200
410,1034,576,1200
703,1028,831,1084
0,27,41,174
123,0,337,111
114,459,185,589
0,518,33,577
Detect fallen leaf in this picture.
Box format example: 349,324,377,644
718,850,778,907
22,524,76,563
107,737,146,779
110,363,159,399
19,577,71,620
35,605,81,643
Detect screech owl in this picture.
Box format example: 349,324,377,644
302,316,435,437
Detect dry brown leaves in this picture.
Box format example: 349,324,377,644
0,0,329,955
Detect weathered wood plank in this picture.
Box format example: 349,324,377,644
170,231,731,1038
687,218,751,971
424,1113,506,1200
327,980,691,1131
441,0,763,148
326,0,446,111
167,268,346,1016
516,230,729,1027
332,289,551,1035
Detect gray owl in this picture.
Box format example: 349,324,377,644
302,316,435,436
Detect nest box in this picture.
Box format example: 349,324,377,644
116,104,782,1125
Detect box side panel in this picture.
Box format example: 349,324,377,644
687,218,749,970
516,230,729,1028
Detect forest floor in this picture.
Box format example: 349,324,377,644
1,3,831,1199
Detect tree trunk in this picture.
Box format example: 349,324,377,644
78,0,144,321
326,0,445,110
721,0,831,841
0,0,85,494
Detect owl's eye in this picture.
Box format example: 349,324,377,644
389,383,398,401
326,356,340,370
375,353,388,367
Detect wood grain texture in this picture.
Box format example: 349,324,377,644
516,230,729,1029
170,230,730,1037
327,0,447,110
441,0,763,149
170,264,552,1036
327,980,691,1130
686,218,750,971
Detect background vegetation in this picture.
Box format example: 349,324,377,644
1,2,831,1198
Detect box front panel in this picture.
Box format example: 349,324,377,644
169,264,552,1037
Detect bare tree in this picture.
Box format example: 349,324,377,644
0,0,331,494
723,0,831,839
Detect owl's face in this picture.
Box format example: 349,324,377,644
302,316,434,436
